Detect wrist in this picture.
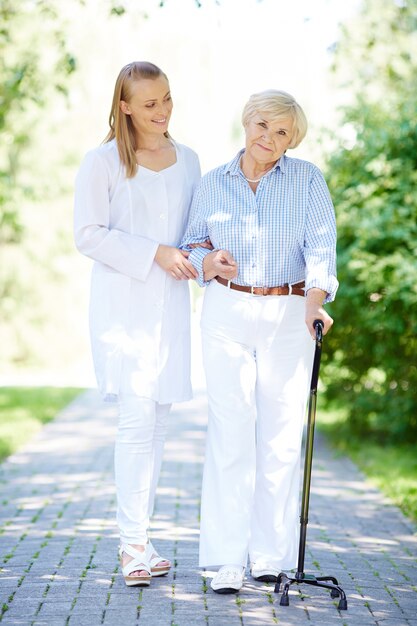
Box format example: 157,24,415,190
306,287,327,306
203,252,216,281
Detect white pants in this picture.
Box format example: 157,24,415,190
199,281,314,569
115,395,171,545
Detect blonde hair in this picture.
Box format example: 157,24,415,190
104,61,169,178
241,90,308,149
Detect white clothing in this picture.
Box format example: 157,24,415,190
74,139,201,403
115,394,170,545
199,281,315,569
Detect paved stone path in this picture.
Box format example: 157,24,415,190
0,389,416,626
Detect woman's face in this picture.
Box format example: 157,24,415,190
244,113,293,164
120,76,173,136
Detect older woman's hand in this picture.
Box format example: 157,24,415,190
203,250,238,282
305,288,333,338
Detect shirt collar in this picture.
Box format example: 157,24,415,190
224,149,287,176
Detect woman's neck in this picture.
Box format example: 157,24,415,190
135,133,171,152
240,152,277,180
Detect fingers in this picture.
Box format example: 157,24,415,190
186,241,213,250
182,258,198,279
219,250,237,266
306,314,333,339
218,265,238,280
170,257,198,280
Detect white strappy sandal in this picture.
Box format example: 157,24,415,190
119,544,152,587
148,540,171,577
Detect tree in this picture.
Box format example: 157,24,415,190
0,0,76,364
0,0,76,240
323,0,417,441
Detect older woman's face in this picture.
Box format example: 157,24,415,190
244,114,293,164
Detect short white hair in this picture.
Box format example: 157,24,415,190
241,89,308,148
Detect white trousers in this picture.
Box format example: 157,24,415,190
115,395,171,545
199,281,314,569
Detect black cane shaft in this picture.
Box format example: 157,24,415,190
297,392,317,573
277,322,348,611
296,321,323,575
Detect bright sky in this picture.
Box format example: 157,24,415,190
70,0,360,170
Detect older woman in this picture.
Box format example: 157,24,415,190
181,90,338,594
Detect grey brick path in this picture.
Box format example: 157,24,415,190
0,389,416,625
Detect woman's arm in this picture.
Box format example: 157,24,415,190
74,150,197,281
305,287,333,338
180,182,237,284
304,168,338,336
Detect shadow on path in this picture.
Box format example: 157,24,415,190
0,389,416,625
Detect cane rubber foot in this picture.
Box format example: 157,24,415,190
280,595,290,606
331,589,340,599
338,598,348,610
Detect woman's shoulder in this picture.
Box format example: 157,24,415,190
76,140,122,186
82,139,119,166
283,155,323,176
174,141,199,163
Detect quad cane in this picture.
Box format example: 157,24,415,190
275,320,348,610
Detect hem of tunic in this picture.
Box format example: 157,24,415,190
101,390,193,404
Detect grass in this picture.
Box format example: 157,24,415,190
318,404,417,522
0,387,84,462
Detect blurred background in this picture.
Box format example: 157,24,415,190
1,0,416,513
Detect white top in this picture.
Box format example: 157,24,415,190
74,139,201,403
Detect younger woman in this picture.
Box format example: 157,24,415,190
74,62,201,586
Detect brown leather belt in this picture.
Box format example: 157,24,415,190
215,276,305,296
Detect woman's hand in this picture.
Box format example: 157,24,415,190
155,245,198,280
187,239,213,250
203,250,238,281
305,288,333,338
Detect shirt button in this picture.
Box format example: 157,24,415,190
159,213,166,220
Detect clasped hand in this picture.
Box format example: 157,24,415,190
155,245,199,280
202,249,238,282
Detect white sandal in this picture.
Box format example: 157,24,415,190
119,544,152,587
148,540,171,577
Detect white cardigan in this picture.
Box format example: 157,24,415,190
74,139,201,403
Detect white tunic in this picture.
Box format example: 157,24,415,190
74,139,201,403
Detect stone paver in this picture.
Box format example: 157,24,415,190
0,388,416,625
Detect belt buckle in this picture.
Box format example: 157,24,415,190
288,283,293,295
251,286,255,295
227,280,232,289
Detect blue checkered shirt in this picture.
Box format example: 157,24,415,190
181,149,338,302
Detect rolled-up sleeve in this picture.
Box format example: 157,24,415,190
180,183,214,287
304,169,339,303
74,151,159,282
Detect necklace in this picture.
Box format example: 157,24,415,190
243,174,263,183
240,158,274,183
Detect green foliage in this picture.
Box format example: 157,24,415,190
323,0,417,441
0,386,83,461
319,407,417,521
0,1,77,366
0,1,76,240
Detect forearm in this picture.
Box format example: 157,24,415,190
305,287,333,337
75,224,158,282
306,287,327,306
